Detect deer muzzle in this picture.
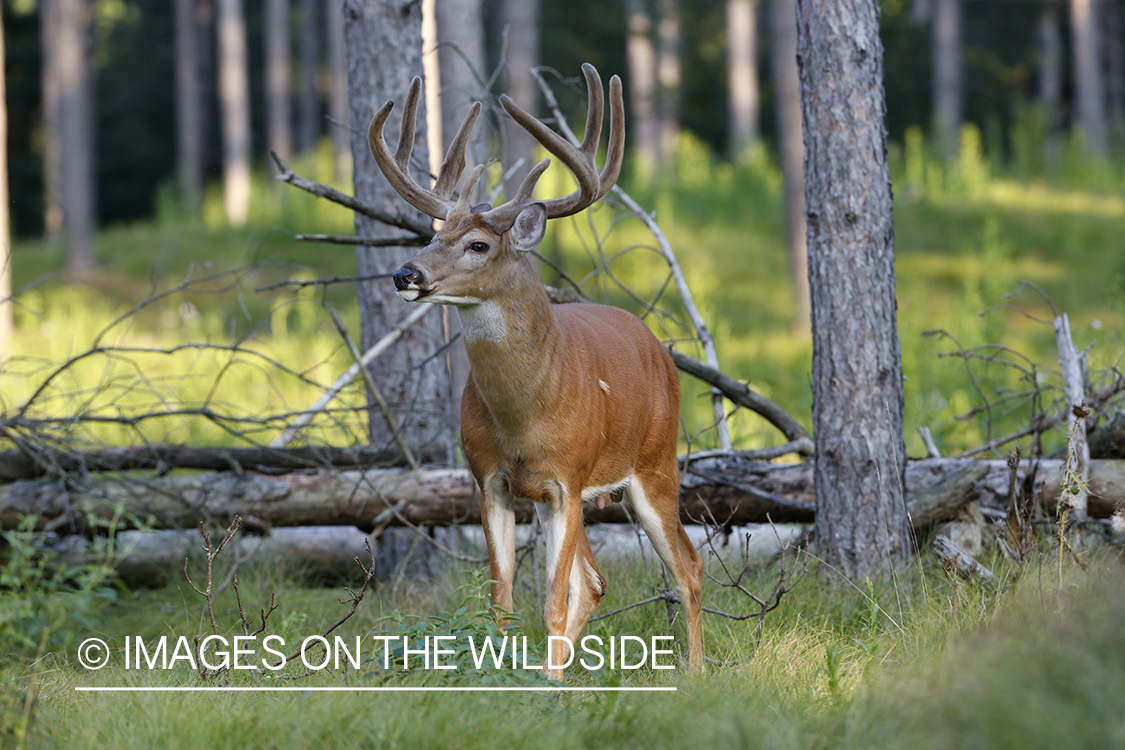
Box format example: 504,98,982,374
392,263,426,300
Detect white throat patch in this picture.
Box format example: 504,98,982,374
458,300,506,343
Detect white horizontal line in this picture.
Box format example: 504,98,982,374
75,686,676,693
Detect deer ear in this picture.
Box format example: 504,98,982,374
511,202,547,255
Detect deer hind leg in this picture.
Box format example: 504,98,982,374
563,524,606,644
481,474,517,625
534,483,588,679
627,471,704,670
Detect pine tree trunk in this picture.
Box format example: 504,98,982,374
655,0,681,170
325,0,350,182
40,0,63,242
298,0,321,153
1105,1,1125,146
265,0,292,165
216,0,252,227
1037,7,1062,163
932,0,962,159
771,0,809,331
0,3,10,358
342,0,455,462
499,0,539,198
726,0,759,156
1070,0,1107,155
57,0,96,273
175,0,206,214
435,0,487,179
796,0,910,581
434,0,486,426
625,0,659,177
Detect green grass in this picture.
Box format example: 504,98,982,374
4,131,1125,748
8,544,1125,749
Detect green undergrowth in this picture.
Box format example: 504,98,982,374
4,131,1124,455
7,537,1124,749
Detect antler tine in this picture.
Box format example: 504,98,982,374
394,78,422,172
368,77,449,220
479,158,552,230
576,63,604,160
450,164,487,216
496,63,624,220
598,74,626,200
510,158,552,204
432,101,483,200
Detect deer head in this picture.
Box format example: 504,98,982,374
369,64,624,306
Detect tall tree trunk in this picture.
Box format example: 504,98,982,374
57,0,96,275
435,0,487,181
40,0,62,242
499,0,539,199
932,0,962,160
343,0,455,461
655,0,681,171
434,0,486,428
625,0,659,177
726,0,759,156
796,0,910,581
298,0,321,153
265,0,292,166
1106,1,1125,147
175,0,206,214
1038,6,1062,163
909,0,930,24
771,0,809,331
1070,0,1107,155
0,3,11,359
422,0,442,178
325,0,350,182
217,0,252,227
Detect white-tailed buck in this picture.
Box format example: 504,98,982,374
370,64,702,675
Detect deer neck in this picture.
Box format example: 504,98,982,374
456,257,564,430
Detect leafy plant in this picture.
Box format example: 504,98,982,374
364,570,558,688
1,512,123,745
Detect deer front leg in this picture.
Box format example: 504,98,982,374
481,474,517,625
534,483,583,680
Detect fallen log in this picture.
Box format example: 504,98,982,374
1088,411,1125,460
47,522,807,587
0,443,424,483
6,456,1116,534
932,534,998,583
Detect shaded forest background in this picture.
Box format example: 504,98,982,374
5,0,1123,237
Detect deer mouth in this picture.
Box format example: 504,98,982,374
396,287,431,302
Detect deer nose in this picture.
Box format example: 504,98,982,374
393,263,424,290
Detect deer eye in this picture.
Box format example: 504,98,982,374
469,241,489,254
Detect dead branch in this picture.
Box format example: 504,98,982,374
185,516,244,640
269,150,434,237
668,349,812,446
933,534,998,583
273,538,379,671
952,374,1125,458
329,311,419,470
271,304,432,447
293,234,428,247
1054,313,1090,518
